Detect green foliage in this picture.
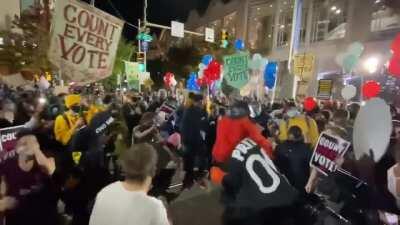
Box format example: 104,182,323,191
162,36,236,83
101,38,135,91
0,5,52,74
164,43,201,80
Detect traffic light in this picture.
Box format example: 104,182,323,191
220,29,229,48
136,52,146,72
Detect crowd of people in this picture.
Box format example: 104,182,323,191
0,83,399,225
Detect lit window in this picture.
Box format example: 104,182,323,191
311,0,348,42
277,0,307,47
370,1,400,32
20,0,36,14
247,2,276,52
223,12,237,37
209,20,222,34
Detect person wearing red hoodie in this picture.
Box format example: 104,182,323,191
211,101,273,184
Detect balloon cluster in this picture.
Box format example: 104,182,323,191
197,55,222,87
388,33,400,77
163,72,177,89
186,72,200,92
335,42,364,73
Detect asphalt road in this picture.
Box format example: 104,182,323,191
169,184,224,225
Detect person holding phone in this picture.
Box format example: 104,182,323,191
54,94,85,146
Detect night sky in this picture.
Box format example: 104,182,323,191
81,0,213,40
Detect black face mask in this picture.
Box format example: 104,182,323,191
71,105,81,114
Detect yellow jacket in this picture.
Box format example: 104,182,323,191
54,111,80,146
279,116,320,148
84,105,105,124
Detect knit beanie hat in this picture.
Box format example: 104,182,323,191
65,94,81,109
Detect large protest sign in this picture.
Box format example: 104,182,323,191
223,52,249,89
48,0,124,84
310,132,351,175
0,126,24,164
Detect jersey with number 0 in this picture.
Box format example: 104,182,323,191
222,138,298,210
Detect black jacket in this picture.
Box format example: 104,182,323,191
222,138,298,211
180,105,207,147
274,140,312,192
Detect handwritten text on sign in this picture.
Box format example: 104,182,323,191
0,126,24,164
49,0,123,83
310,132,350,175
223,53,249,89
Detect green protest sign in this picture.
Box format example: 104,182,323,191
223,52,249,89
125,61,140,90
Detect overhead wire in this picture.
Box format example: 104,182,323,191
105,0,139,30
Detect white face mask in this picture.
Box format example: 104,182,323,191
95,98,103,105
287,109,300,118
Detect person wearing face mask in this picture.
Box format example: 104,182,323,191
278,104,319,148
82,95,105,125
0,131,57,225
211,100,273,186
54,94,85,146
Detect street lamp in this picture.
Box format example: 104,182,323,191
364,57,379,74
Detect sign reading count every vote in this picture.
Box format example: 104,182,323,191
48,0,124,84
310,132,351,176
223,52,250,89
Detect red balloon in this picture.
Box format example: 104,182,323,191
391,33,400,59
303,97,317,112
204,60,221,82
388,57,400,77
196,77,206,87
362,80,381,100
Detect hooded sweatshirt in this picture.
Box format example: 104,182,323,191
212,104,273,163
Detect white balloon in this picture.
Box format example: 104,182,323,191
353,98,392,162
341,85,357,100
38,76,50,90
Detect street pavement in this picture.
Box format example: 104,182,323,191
169,183,224,225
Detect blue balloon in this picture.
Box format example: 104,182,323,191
186,72,200,91
264,62,278,89
201,55,213,66
234,39,245,51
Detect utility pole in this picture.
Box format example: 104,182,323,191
140,0,204,72
288,0,303,99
